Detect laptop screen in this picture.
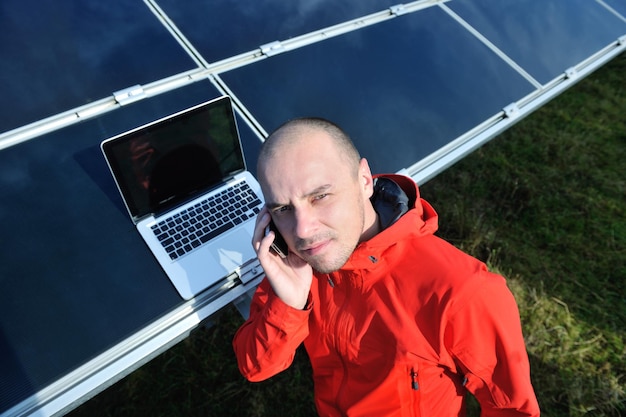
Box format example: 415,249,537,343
102,96,246,221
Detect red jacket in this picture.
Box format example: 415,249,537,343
234,174,540,416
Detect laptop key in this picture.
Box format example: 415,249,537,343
199,222,232,244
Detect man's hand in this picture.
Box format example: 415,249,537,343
252,207,313,310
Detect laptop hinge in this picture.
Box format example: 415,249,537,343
114,85,146,106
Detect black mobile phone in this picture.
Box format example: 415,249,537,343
265,220,288,258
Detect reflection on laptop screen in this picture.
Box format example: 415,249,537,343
104,97,246,221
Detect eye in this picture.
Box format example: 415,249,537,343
272,205,291,215
313,193,329,201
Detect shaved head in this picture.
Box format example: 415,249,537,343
255,117,379,272
258,118,361,181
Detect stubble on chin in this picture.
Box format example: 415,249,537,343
300,240,357,274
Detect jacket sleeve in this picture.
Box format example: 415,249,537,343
446,272,540,417
232,277,311,382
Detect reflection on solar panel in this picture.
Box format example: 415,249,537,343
1,0,623,180
0,1,624,415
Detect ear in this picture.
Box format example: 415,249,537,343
359,158,375,198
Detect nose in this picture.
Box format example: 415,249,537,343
292,206,318,241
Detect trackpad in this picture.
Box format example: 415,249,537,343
211,228,254,272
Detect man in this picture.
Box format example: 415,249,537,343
233,118,540,416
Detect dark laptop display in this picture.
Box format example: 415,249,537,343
103,97,246,222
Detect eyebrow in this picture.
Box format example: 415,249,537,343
265,184,332,210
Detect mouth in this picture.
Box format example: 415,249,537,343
299,240,331,257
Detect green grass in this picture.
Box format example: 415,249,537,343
420,52,626,416
69,52,625,416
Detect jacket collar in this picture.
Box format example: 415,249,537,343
336,174,439,272
371,176,410,230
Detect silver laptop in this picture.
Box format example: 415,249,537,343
101,96,263,299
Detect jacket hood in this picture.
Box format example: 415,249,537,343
371,173,438,237
339,174,439,271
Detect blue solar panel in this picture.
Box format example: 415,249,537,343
447,0,626,84
220,6,535,174
0,0,196,133
0,80,263,413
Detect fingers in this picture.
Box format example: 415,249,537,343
252,206,272,254
250,207,313,310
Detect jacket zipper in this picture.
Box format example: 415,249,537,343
333,276,352,411
411,368,419,390
409,367,421,417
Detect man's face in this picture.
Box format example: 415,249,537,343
259,130,375,273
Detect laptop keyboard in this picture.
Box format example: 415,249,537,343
151,181,262,260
